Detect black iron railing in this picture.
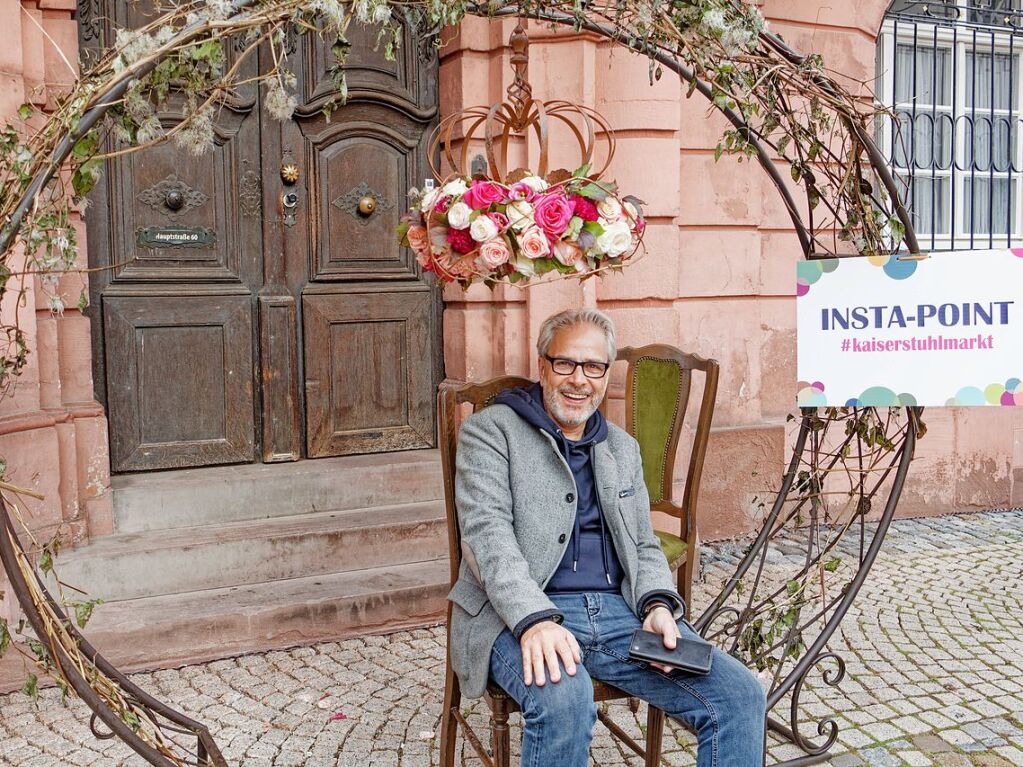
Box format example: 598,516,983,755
879,0,1023,250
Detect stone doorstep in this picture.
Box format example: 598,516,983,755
0,557,450,694
111,449,445,534
46,499,449,602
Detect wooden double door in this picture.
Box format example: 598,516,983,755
82,5,441,472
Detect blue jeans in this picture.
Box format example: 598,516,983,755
488,592,766,767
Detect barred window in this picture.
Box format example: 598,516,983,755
878,1,1023,248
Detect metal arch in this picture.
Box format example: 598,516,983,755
0,4,927,767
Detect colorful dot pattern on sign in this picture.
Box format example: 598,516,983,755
798,380,1023,407
796,254,920,297
797,381,921,407
947,378,1023,406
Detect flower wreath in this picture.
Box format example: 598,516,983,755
397,164,646,287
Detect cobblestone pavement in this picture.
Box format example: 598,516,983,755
1,509,1022,767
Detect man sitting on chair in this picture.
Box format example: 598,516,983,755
448,308,767,766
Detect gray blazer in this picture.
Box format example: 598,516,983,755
448,402,684,699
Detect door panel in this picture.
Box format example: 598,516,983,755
305,127,418,279
105,295,255,471
286,17,440,458
303,289,433,457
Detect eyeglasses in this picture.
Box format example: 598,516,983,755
544,354,610,379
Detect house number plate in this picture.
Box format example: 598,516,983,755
136,226,217,249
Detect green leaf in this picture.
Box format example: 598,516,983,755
73,598,103,629
123,710,141,732
77,289,89,313
21,673,38,701
0,617,10,656
71,130,99,159
395,220,410,245
824,557,841,573
582,221,606,237
17,104,33,120
785,579,801,596
572,163,592,178
577,181,613,201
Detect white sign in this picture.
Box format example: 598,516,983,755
796,249,1023,407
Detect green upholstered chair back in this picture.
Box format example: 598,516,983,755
618,345,720,543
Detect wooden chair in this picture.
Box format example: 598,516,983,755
616,345,720,609
437,345,719,766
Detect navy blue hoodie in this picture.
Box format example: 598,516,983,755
495,384,624,596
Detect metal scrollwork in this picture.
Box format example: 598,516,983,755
239,170,262,218
332,182,393,225
89,713,115,740
138,175,209,220
785,651,846,756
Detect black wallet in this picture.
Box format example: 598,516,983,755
628,629,713,675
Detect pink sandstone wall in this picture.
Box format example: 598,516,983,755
440,1,1023,541
0,0,112,619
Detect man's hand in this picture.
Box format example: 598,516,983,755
520,621,582,686
642,605,682,674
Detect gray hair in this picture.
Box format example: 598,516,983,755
536,308,617,363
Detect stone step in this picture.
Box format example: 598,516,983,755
112,449,444,533
0,558,451,690
50,500,448,602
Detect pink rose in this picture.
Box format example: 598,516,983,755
489,212,509,230
517,226,550,259
477,238,511,270
406,225,431,266
508,181,537,202
461,180,506,210
553,239,584,268
633,217,647,236
533,193,574,237
434,195,452,214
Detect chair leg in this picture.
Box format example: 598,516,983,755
439,661,460,767
644,705,666,767
491,699,511,767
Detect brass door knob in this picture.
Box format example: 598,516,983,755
280,164,300,185
358,195,377,216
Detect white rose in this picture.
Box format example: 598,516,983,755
507,200,534,231
442,178,469,197
446,201,472,229
470,215,499,242
597,197,622,222
595,221,633,257
520,175,549,193
420,187,440,210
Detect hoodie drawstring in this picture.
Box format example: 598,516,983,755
591,446,613,585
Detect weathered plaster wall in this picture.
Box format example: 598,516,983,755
0,0,112,609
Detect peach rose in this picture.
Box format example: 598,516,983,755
518,226,550,259
553,239,584,268
406,225,431,267
477,238,511,270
